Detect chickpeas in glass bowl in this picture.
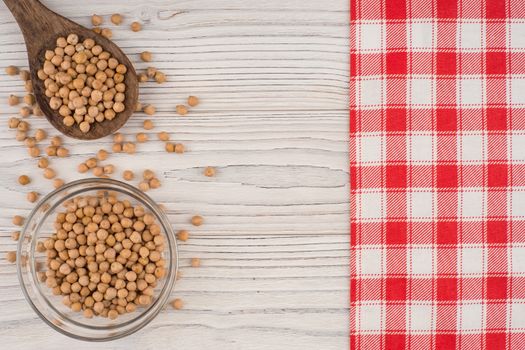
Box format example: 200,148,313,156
17,178,177,341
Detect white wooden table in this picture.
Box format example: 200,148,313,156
0,1,349,348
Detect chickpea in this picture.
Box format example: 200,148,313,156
188,95,199,107
143,104,156,116
190,258,200,267
204,166,216,177
110,14,123,25
5,65,18,76
191,215,203,226
154,71,166,84
18,175,30,185
6,251,16,263
123,170,134,181
143,120,153,130
170,298,183,310
175,143,185,154
38,157,49,168
44,168,56,179
19,70,30,81
35,129,47,142
27,191,39,203
12,215,24,226
8,94,19,106
53,178,65,189
158,132,169,141
136,133,148,143
101,28,113,39
140,51,152,62
175,105,188,116
130,22,142,32
176,230,189,241
92,14,103,26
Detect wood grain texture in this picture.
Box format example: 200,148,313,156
0,0,349,349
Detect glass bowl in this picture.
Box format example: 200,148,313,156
17,178,178,341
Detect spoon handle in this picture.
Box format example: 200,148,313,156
3,0,57,46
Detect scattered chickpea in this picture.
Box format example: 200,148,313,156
130,21,142,32
93,167,104,177
140,51,152,62
177,230,189,241
138,73,148,83
78,163,89,173
191,215,203,226
190,258,201,267
24,94,35,105
175,105,188,116
158,132,169,141
103,165,115,174
101,28,113,38
43,168,56,179
12,215,24,226
110,14,123,25
143,104,156,116
149,178,161,189
175,143,185,154
45,146,56,156
188,96,199,107
136,133,148,143
8,94,19,106
19,70,30,81
11,231,20,241
28,147,41,158
6,251,16,263
5,65,18,76
97,149,109,161
20,106,32,118
91,14,103,26
92,27,102,34
138,181,150,192
123,142,136,154
154,71,166,84
53,178,64,189
49,139,61,150
56,147,69,157
204,166,216,177
143,120,153,130
146,67,157,78
33,105,43,116
86,157,97,168
135,102,143,112
35,129,46,142
143,169,155,180
112,143,122,153
25,80,33,93
171,298,183,310
8,117,19,128
38,157,49,168
18,175,30,185
123,170,134,181
27,191,39,203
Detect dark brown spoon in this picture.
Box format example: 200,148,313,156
3,0,138,140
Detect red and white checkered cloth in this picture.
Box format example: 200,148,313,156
350,0,525,348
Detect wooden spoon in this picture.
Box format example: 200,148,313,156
3,0,138,140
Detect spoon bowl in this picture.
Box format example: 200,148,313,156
3,0,138,140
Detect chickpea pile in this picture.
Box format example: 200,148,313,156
40,192,167,319
38,34,128,134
